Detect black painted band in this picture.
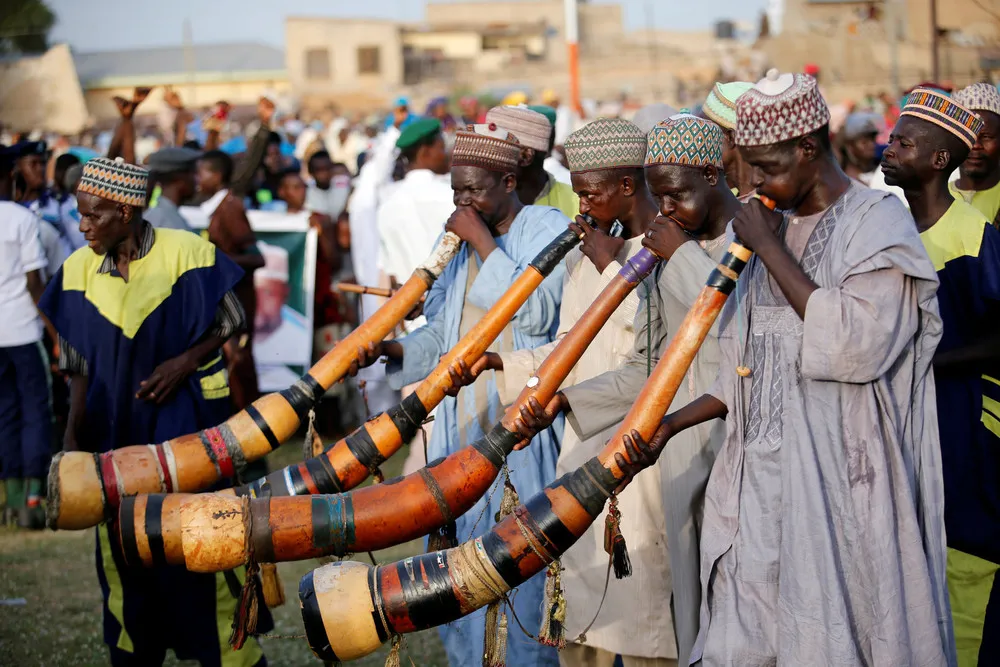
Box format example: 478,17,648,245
418,468,455,522
250,498,276,563
279,374,322,421
299,570,339,662
245,405,280,450
305,456,342,494
481,529,520,589
118,496,140,567
719,251,747,276
344,427,384,470
286,465,312,497
145,494,166,567
529,228,581,276
523,493,576,555
560,458,618,517
472,424,520,469
393,553,462,631
386,393,429,444
705,268,736,295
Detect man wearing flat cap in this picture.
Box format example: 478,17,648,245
952,82,1000,226
351,124,570,667
638,70,953,665
145,146,202,231
39,156,271,666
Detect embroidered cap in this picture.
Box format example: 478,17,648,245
702,81,754,131
77,156,148,208
901,88,983,149
451,124,522,173
564,118,646,173
485,105,552,152
735,69,831,147
645,113,724,168
953,82,1000,119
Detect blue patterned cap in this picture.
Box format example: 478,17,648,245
645,114,724,168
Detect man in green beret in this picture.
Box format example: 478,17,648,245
377,117,452,331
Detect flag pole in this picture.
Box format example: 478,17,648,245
565,0,581,114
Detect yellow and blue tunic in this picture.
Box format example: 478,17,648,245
920,200,1000,667
41,225,242,452
39,225,270,666
535,175,580,220
951,178,1000,228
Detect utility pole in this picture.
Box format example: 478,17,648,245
930,0,940,82
564,0,581,113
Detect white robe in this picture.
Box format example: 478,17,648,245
498,237,678,660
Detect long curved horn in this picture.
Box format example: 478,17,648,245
46,232,463,530
118,246,660,571
296,225,767,662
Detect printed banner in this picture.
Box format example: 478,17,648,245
180,206,317,391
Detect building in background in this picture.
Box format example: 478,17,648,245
0,44,90,135
286,0,762,112
74,42,289,122
763,0,1000,101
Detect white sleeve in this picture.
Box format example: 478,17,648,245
18,208,48,273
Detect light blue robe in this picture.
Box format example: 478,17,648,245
387,204,569,667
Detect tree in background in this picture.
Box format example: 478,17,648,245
0,0,55,54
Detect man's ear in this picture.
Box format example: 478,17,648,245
703,164,719,187
799,133,821,163
502,172,518,194
932,148,952,173
120,203,134,225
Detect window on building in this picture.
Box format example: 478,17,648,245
305,48,330,80
358,46,381,75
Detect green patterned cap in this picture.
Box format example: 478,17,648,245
564,118,646,173
702,81,753,130
645,113,724,168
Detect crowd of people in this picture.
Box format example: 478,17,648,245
1,66,1000,667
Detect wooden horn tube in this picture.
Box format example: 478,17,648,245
47,233,463,531
119,246,660,572
297,234,762,662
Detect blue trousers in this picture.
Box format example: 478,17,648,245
0,342,52,479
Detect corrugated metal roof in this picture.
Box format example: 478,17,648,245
74,42,284,84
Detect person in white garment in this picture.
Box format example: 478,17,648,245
376,117,453,333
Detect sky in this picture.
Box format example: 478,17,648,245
48,0,767,52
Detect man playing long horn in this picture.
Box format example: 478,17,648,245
446,116,676,666
511,112,747,667
350,123,570,667
645,71,953,664
38,157,270,665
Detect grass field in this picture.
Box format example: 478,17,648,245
0,441,449,667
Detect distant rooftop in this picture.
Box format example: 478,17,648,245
74,42,284,86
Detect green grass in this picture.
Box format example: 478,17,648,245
0,440,448,667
